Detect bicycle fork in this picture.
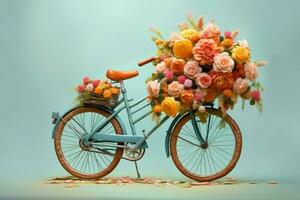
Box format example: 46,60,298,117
189,110,208,149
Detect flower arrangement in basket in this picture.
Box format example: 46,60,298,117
76,76,120,107
146,14,267,121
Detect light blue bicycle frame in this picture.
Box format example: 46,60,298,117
81,80,170,150
52,80,209,154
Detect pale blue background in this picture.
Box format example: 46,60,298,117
0,0,299,193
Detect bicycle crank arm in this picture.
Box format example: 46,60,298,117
88,147,141,162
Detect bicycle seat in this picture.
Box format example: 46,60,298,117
106,69,139,81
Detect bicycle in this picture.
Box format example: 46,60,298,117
51,57,242,182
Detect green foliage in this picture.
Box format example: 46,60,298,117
252,81,264,91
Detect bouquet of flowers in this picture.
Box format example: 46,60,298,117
146,14,267,121
76,76,120,107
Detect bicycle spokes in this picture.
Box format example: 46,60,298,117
59,110,118,175
176,114,235,177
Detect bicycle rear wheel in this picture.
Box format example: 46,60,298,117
170,108,242,182
54,107,123,179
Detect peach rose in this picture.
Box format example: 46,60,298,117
184,61,201,79
168,81,184,98
170,58,186,75
156,62,167,74
244,62,258,81
213,52,234,73
147,80,160,98
196,73,212,88
211,72,235,92
200,22,221,43
193,39,220,65
233,78,249,94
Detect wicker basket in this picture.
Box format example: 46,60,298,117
83,93,120,108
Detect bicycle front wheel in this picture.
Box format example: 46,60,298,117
54,107,123,179
170,108,242,182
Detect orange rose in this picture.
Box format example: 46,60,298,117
210,72,234,92
232,68,245,79
181,90,194,106
153,105,162,113
94,86,103,95
204,89,217,103
110,87,119,95
170,58,186,75
223,89,234,98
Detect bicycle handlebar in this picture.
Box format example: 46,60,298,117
138,56,156,67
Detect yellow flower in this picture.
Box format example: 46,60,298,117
155,39,163,45
161,97,181,117
232,46,250,64
221,38,233,48
103,90,112,99
173,39,193,59
180,29,199,42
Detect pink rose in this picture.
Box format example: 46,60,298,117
156,62,167,73
213,52,234,73
196,73,212,88
83,76,90,85
244,62,258,81
147,80,160,98
77,85,85,93
251,90,261,101
92,80,100,87
168,81,184,97
233,78,249,94
164,70,174,80
184,79,193,88
177,75,187,84
225,31,232,39
184,61,201,79
192,39,220,65
86,83,94,92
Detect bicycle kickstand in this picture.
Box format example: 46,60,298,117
134,161,141,179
